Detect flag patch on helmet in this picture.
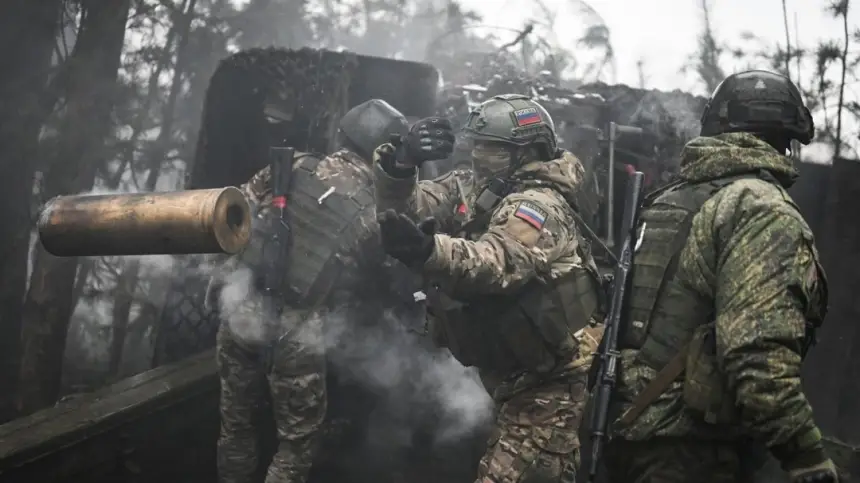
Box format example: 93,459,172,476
514,107,541,126
514,202,546,229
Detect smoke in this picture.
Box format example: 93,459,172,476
210,260,494,449
320,308,493,445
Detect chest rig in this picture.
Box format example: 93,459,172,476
616,170,821,426
426,178,603,378
250,150,375,311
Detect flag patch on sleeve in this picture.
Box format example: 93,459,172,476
514,107,541,126
514,202,547,230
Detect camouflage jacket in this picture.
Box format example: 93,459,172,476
373,145,600,393
373,145,598,294
208,149,386,342
613,133,829,462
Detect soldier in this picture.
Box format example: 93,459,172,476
209,98,409,483
372,93,604,483
603,70,836,483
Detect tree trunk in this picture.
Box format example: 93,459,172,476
0,0,64,422
16,0,132,416
108,0,197,380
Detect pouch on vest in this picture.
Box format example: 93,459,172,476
503,268,602,374
682,322,738,424
426,286,514,370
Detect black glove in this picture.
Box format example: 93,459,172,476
390,117,455,170
377,209,437,267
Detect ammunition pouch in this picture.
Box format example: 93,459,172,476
426,287,512,369
426,267,602,375
682,322,738,425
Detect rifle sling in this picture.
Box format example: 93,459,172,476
617,341,688,425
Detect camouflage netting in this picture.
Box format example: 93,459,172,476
188,47,360,190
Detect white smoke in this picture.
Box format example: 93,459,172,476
215,266,269,343
210,259,494,446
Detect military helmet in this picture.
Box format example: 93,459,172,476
700,70,814,145
339,99,408,160
462,94,558,157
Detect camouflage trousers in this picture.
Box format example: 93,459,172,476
216,319,327,483
475,372,588,483
604,438,744,483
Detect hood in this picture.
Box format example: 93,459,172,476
511,150,585,205
679,132,798,187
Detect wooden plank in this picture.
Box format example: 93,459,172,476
0,349,217,465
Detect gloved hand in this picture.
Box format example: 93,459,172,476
789,459,839,483
389,117,455,171
377,209,437,267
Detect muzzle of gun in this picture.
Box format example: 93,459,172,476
38,187,252,257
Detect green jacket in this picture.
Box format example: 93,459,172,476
613,132,829,467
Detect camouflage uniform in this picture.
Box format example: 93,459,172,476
212,149,382,483
605,132,829,482
374,144,601,483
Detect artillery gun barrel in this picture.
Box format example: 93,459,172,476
38,187,252,257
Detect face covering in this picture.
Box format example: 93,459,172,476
471,142,512,185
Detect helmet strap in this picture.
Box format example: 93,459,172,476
504,145,529,177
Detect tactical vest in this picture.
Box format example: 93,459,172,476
248,154,375,309
617,170,818,426
426,194,604,376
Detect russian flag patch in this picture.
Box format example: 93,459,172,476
514,202,547,230
513,107,542,126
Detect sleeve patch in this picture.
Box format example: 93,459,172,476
514,202,547,230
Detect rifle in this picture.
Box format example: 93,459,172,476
586,170,645,483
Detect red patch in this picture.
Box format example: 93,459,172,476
271,196,287,208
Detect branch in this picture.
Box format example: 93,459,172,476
498,24,533,51
781,0,792,79
834,0,850,158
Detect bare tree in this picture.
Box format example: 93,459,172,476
636,58,647,88
831,0,850,158
695,0,725,93
781,0,793,79
16,0,133,415
108,0,198,380
0,0,65,422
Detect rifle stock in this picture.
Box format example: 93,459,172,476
586,170,645,482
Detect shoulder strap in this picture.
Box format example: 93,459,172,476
618,171,778,426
